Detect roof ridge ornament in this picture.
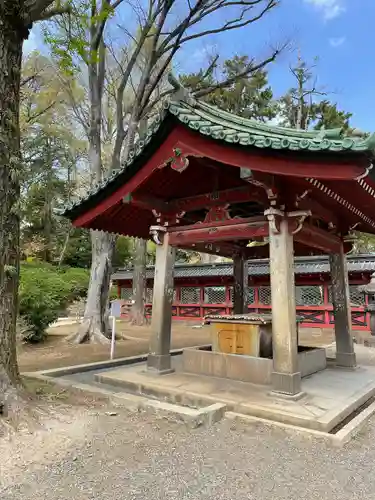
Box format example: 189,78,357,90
168,73,196,106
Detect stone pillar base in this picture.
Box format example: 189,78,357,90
364,337,375,348
336,351,356,368
147,354,174,374
271,371,302,397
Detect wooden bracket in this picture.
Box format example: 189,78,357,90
240,168,278,205
264,208,311,234
149,225,167,245
152,210,185,227
264,207,284,233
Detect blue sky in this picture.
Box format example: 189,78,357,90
175,0,375,132
267,0,375,132
25,0,375,132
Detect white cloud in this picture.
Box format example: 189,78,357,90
305,0,346,20
329,36,346,47
191,44,217,64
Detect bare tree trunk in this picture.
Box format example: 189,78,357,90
58,228,71,267
130,238,147,325
71,36,112,344
0,10,23,416
68,231,115,344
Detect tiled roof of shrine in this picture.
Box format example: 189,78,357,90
62,75,375,219
166,77,375,152
112,254,375,281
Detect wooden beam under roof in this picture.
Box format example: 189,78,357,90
168,217,268,246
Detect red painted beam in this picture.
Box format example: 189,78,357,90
294,224,342,254
168,215,266,233
173,126,367,181
169,186,266,212
168,220,269,245
123,185,265,215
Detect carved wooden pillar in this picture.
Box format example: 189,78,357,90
233,254,248,314
329,245,356,368
147,228,175,374
266,209,301,396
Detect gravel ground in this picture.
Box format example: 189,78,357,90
1,403,375,500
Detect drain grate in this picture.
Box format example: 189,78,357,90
329,396,375,434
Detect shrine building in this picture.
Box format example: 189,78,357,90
63,76,375,398
112,254,375,330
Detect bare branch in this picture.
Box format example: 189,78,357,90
25,0,71,23
201,55,219,81
21,74,37,88
92,0,126,52
160,0,277,54
193,47,283,98
25,101,56,124
32,5,71,22
59,76,90,135
111,23,153,167
110,0,171,169
140,88,174,119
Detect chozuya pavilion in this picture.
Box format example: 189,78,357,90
63,77,375,399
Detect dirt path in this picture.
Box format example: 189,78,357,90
2,397,375,500
18,322,210,372
18,319,367,374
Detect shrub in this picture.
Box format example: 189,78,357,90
19,263,90,343
109,285,119,301
58,266,90,300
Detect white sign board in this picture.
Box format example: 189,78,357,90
110,300,122,360
110,299,122,318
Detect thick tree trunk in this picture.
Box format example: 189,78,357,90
130,238,147,325
68,231,115,344
0,9,24,416
70,36,115,345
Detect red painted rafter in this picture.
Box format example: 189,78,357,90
123,193,168,213
168,217,268,245
123,185,266,215
171,185,266,212
289,178,342,228
297,198,339,227
294,224,342,254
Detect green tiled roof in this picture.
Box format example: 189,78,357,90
63,76,375,218
167,78,375,152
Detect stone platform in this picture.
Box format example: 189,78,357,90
95,355,375,432
182,346,327,385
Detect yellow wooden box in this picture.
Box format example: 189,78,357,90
204,313,273,357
